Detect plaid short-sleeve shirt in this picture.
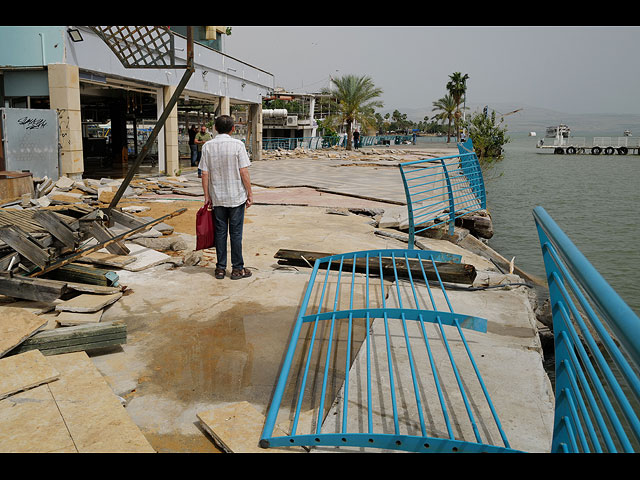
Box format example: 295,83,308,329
199,134,251,207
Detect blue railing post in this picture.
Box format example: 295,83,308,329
533,206,640,453
398,165,416,249
439,158,456,236
397,140,486,243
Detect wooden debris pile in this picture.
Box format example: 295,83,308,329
0,197,186,358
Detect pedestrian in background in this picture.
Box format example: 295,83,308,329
195,124,213,178
188,125,198,167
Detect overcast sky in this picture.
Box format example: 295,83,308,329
225,26,640,116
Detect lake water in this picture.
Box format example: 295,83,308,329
473,132,639,316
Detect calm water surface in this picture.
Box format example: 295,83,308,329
480,132,640,315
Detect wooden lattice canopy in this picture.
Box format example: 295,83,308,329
89,26,186,69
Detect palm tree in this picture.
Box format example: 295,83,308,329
431,94,457,143
321,74,383,150
446,72,469,139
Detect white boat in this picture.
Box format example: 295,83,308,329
624,129,632,136
529,132,537,137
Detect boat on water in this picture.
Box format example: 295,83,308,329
536,124,640,154
546,124,570,138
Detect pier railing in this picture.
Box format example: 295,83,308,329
262,135,413,151
533,206,640,452
398,139,486,247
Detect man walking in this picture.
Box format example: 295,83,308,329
199,115,253,280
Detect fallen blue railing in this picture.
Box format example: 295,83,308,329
534,206,640,452
260,249,518,453
398,139,486,247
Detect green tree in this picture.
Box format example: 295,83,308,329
431,94,457,143
464,109,510,167
321,74,384,150
446,72,469,139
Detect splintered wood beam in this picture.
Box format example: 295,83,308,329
0,274,70,302
274,249,477,285
0,226,51,269
32,210,77,248
7,321,127,356
28,208,186,278
86,221,130,256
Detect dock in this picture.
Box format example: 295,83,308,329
537,135,640,155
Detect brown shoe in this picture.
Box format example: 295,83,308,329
230,268,252,280
215,268,226,279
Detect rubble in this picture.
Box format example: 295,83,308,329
0,172,197,361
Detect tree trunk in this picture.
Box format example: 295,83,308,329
346,120,353,150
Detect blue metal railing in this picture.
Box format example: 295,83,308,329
262,135,413,151
533,206,640,452
398,140,486,247
260,248,518,453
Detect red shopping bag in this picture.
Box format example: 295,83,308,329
196,201,215,250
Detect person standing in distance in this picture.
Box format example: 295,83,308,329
195,124,213,178
199,115,253,280
188,124,198,167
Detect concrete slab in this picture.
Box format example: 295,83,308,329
0,307,48,357
55,293,122,313
0,349,59,400
197,401,305,453
314,284,553,453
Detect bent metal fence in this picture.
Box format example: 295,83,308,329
534,206,640,453
398,139,486,247
259,249,518,453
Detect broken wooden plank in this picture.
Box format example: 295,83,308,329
86,221,130,256
0,225,51,268
0,274,69,303
29,208,187,277
45,263,119,287
274,248,477,285
105,208,147,230
32,210,77,248
7,321,127,356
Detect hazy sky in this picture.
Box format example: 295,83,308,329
225,26,640,116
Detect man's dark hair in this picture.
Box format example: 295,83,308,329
214,115,234,134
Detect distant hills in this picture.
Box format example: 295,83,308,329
394,102,640,136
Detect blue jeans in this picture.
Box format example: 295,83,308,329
190,144,198,166
213,204,245,270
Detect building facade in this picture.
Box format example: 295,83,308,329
0,26,273,179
